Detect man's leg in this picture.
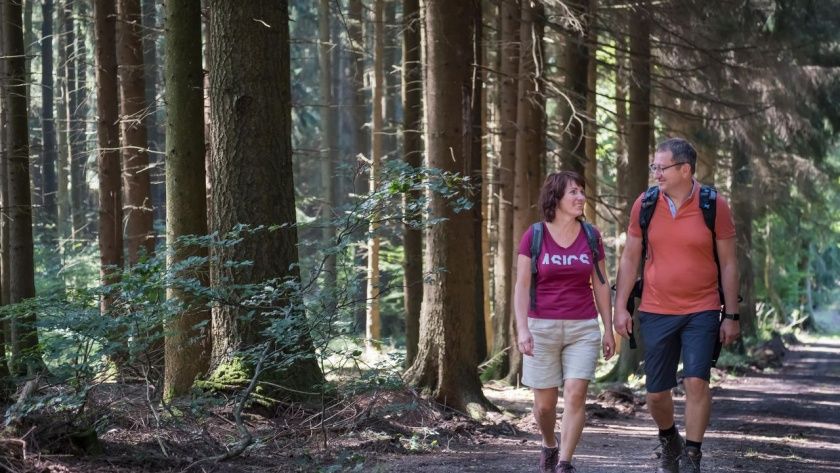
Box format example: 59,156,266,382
647,388,676,429
679,310,721,472
640,312,687,473
559,379,588,462
533,388,560,447
683,377,711,443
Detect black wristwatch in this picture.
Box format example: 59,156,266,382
723,312,740,321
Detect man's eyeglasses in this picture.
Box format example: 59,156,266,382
648,162,685,174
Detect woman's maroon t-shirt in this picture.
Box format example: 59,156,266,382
517,223,605,320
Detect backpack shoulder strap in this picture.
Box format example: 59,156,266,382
639,185,660,231
581,221,606,285
698,184,717,233
698,184,723,304
529,222,543,311
639,185,659,270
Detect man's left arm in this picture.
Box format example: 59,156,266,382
716,237,740,345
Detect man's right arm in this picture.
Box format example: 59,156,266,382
613,233,643,338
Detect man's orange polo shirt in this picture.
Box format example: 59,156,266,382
628,184,736,315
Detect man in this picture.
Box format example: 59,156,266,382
613,138,740,473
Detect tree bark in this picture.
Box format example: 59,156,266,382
62,0,87,238
318,0,337,310
469,0,486,362
4,0,44,374
490,0,519,376
610,0,652,381
366,0,384,351
207,0,323,393
72,0,90,237
731,138,755,337
560,0,589,176
163,0,210,398
506,0,544,385
94,0,124,314
583,0,597,223
402,0,423,366
347,0,368,334
118,0,155,264
56,2,71,242
405,0,489,416
0,3,10,379
404,0,491,415
41,0,59,245
384,0,399,159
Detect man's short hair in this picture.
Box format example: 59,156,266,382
656,138,697,174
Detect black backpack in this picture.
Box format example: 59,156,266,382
529,220,606,311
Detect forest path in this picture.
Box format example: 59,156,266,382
378,337,840,472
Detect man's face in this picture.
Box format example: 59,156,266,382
651,150,689,193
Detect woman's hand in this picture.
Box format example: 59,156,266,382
517,327,534,356
602,331,616,361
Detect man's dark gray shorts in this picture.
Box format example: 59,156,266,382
639,310,721,393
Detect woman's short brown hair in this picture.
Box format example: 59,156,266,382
538,171,585,222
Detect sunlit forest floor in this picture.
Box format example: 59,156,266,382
4,333,839,472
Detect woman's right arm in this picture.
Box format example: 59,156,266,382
514,254,534,356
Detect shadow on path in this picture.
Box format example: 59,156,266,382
379,338,840,472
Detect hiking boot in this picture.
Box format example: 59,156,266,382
555,461,577,473
655,432,684,473
681,446,702,473
538,436,560,473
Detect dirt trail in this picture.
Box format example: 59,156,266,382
379,337,840,472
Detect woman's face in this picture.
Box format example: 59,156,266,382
557,181,586,218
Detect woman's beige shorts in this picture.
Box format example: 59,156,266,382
522,317,601,389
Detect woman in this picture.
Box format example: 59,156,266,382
515,171,615,473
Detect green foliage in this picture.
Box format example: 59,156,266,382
3,162,476,435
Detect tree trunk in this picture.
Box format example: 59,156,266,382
614,26,629,233
142,0,165,223
94,0,124,314
583,0,597,223
41,0,59,245
318,0,337,309
163,0,210,399
347,0,368,334
0,3,10,379
764,216,785,323
384,0,399,159
469,0,486,362
366,0,384,351
71,0,89,237
207,0,323,393
402,0,423,366
731,138,755,337
610,0,652,381
481,0,495,357
118,0,155,264
506,0,544,385
560,0,589,176
56,2,71,242
63,0,86,238
62,1,82,238
490,0,519,376
4,0,44,374
404,0,491,415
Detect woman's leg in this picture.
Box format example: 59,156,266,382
559,378,589,461
533,387,560,447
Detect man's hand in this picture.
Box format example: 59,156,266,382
602,332,616,361
517,327,534,356
720,318,740,346
613,307,633,339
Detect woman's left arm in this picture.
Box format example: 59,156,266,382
592,258,615,360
